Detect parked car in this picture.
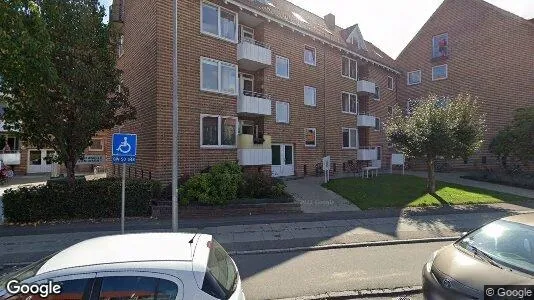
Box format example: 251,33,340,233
0,232,245,300
423,213,534,299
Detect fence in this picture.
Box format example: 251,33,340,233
112,165,152,180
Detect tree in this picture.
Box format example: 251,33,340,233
490,107,534,168
386,94,485,193
0,0,135,185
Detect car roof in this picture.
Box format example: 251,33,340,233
37,232,207,275
503,213,534,227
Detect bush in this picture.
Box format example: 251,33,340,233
239,173,287,199
179,162,243,205
46,176,87,186
462,171,534,190
3,178,161,223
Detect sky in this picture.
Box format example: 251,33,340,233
99,0,534,59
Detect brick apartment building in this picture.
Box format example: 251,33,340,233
108,0,402,181
397,0,534,169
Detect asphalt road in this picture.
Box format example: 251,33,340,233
234,241,450,300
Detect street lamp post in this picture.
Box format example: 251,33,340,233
171,0,179,232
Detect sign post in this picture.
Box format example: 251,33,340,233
322,156,331,183
112,133,137,234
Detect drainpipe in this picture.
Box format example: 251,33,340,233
323,47,327,157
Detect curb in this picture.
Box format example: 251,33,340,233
275,286,422,299
228,236,460,255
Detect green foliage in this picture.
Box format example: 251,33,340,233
2,178,161,223
490,107,534,166
463,171,534,190
239,172,287,199
0,0,135,184
179,162,243,205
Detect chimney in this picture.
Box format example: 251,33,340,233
324,13,335,29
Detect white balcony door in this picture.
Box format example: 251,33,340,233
271,144,294,177
27,149,56,173
239,73,254,95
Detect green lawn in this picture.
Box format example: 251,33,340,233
322,175,531,210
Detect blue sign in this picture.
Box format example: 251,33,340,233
112,133,137,164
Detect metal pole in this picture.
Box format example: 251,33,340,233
171,0,179,232
121,163,126,234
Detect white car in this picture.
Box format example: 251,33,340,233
0,232,246,300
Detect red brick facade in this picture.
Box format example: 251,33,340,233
397,0,534,169
112,0,400,182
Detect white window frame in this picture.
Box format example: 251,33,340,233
276,101,290,124
276,56,290,79
118,35,124,58
374,117,381,131
200,57,238,95
432,64,448,81
305,128,316,147
387,76,394,90
200,114,238,148
341,92,358,115
387,105,393,116
342,127,358,149
407,70,421,86
373,86,380,101
89,138,104,151
432,33,448,59
200,1,239,43
304,45,316,66
341,56,357,80
304,86,316,107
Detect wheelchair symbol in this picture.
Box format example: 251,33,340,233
116,137,132,154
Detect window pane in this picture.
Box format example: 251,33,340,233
29,150,42,165
350,98,357,113
377,147,381,160
284,145,293,164
221,118,236,146
304,86,315,106
374,86,380,99
272,145,281,165
375,118,380,131
350,59,357,79
202,4,218,35
408,71,421,85
276,57,289,78
202,116,219,146
220,9,236,41
342,93,349,112
90,138,103,150
305,129,315,146
276,102,288,123
202,240,238,299
220,64,236,94
156,279,178,300
342,129,349,148
432,33,448,58
47,279,90,300
202,61,218,91
342,57,349,76
304,47,315,65
99,276,158,300
432,65,447,80
350,129,357,148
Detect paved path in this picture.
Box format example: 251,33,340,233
407,171,534,198
285,176,360,213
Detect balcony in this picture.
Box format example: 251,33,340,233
237,91,272,116
109,1,124,23
237,39,272,71
356,80,376,95
357,114,376,127
357,147,378,161
0,151,21,165
237,134,272,166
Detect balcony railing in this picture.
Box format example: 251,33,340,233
237,39,272,71
356,80,376,95
237,90,272,116
0,151,21,165
237,134,272,166
357,114,376,127
357,147,378,161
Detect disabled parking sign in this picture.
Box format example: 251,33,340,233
112,133,137,164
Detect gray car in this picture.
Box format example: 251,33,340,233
423,213,534,299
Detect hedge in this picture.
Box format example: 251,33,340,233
2,178,161,223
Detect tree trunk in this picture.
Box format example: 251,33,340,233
65,158,76,187
426,159,436,194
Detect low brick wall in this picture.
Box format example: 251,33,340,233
152,202,301,219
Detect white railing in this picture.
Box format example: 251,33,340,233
357,114,376,127
357,147,378,161
237,90,272,116
356,80,376,95
237,149,272,166
237,39,272,67
0,151,21,165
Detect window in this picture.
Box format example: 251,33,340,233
305,128,316,147
341,56,357,80
373,86,380,100
89,138,103,151
407,70,421,85
201,115,238,148
117,35,124,58
276,101,289,123
374,117,380,131
202,239,239,299
240,25,254,42
387,106,393,116
341,92,357,114
201,2,237,42
304,86,316,106
387,76,394,90
99,276,178,300
342,128,358,149
432,33,448,59
406,99,419,115
432,64,448,81
304,45,316,66
201,58,238,95
376,146,382,160
276,56,290,78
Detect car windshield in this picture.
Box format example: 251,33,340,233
456,220,534,275
0,252,56,291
